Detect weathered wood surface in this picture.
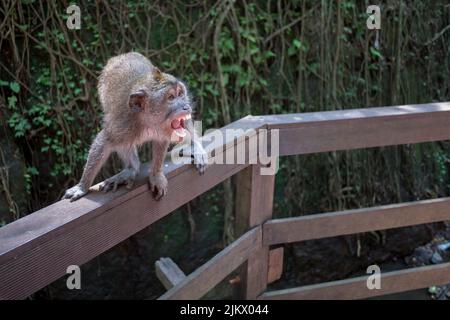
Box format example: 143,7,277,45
0,115,264,263
259,262,450,300
155,257,186,289
264,102,450,155
264,197,450,245
267,247,284,284
1,101,449,299
159,227,261,300
235,164,275,299
0,115,261,299
263,102,450,128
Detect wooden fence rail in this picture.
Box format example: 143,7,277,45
259,262,450,300
263,197,450,245
1,102,449,300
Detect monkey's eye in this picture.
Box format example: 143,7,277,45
168,94,175,101
178,90,184,97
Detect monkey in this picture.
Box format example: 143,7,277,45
62,52,208,201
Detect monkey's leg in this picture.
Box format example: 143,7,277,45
99,146,140,192
62,130,112,201
148,139,170,200
184,119,208,174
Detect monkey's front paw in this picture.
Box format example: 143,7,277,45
192,147,208,175
99,169,137,193
148,173,168,200
62,184,88,202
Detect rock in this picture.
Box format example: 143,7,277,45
412,247,434,265
428,286,438,295
431,252,443,264
437,242,450,252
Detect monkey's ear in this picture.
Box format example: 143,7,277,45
129,90,147,113
153,68,163,83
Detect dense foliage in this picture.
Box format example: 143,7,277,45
0,0,449,253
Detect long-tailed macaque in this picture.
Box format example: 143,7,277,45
63,52,207,201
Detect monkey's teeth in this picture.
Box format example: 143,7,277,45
174,128,187,138
185,114,191,120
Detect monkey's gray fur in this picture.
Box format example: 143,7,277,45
63,52,207,201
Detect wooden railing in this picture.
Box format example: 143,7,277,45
1,102,450,300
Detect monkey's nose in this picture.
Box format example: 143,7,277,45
182,105,191,111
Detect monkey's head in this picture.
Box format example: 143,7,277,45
128,68,193,140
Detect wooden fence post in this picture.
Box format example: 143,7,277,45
235,164,275,299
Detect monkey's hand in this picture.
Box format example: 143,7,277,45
99,168,137,193
149,172,168,200
192,143,208,175
62,184,88,202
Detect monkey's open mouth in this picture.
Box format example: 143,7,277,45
170,114,191,138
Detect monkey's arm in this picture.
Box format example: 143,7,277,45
149,139,170,199
98,146,140,192
63,130,112,201
184,119,208,174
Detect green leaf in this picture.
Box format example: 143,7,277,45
9,82,20,93
370,47,382,59
265,51,276,58
7,95,17,109
27,166,39,175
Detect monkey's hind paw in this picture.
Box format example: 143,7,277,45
99,169,136,193
62,184,88,202
148,173,168,200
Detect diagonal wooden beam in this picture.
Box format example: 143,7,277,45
155,257,186,290
158,227,261,300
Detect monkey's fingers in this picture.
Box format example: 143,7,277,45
112,180,120,192
100,181,111,193
148,183,166,200
196,163,206,175
192,152,208,175
99,180,109,192
70,192,85,202
154,187,166,200
62,192,71,200
154,191,162,200
149,181,155,193
62,187,76,200
62,185,87,202
126,179,135,189
99,178,121,193
148,173,168,200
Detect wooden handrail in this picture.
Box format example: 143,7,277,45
1,101,449,300
0,116,265,264
0,121,258,299
258,262,450,300
267,102,450,155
